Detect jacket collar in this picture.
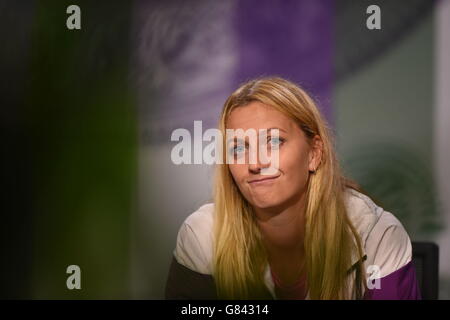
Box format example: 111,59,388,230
263,188,383,299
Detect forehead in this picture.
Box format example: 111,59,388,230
226,101,296,133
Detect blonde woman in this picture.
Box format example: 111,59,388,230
165,77,421,300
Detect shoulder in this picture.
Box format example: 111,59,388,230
173,203,215,275
344,188,413,277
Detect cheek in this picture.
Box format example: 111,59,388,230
280,148,310,187
228,164,245,184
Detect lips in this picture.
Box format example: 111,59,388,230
248,175,280,185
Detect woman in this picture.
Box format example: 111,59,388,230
165,77,421,300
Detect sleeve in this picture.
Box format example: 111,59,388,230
165,221,217,299
173,222,210,274
165,256,217,299
363,224,421,300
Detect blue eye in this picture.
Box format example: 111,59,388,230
268,137,283,148
230,144,245,155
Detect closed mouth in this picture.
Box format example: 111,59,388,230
248,175,280,184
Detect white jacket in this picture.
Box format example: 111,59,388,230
172,188,415,299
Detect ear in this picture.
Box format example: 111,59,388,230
308,135,323,173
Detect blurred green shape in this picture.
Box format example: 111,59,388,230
25,1,137,298
343,142,442,240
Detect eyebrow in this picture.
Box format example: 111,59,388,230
227,127,287,145
228,137,249,146
265,127,287,133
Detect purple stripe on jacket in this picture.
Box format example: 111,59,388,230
363,260,421,300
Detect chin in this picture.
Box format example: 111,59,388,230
250,197,283,210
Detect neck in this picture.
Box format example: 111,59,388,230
254,190,307,256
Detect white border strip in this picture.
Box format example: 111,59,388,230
435,0,450,279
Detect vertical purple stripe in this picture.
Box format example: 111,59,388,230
233,0,334,125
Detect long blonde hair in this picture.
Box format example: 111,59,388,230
212,77,366,299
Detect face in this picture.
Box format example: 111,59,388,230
226,101,322,210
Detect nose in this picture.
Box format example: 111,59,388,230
248,162,261,174
248,148,271,174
